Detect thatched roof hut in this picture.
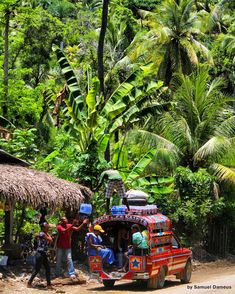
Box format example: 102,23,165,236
0,149,93,246
0,164,92,209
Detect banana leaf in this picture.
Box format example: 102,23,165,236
112,142,128,170
126,149,157,184
55,48,84,114
149,186,174,194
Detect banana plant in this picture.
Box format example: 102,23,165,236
54,47,171,162
117,147,174,202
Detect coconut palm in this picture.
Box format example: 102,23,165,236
132,67,235,184
128,0,213,84
197,0,229,35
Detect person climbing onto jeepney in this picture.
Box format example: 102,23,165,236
86,224,116,268
96,168,130,214
120,224,149,272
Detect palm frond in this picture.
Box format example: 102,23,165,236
155,147,180,170
194,136,231,162
180,39,198,65
215,116,235,138
161,114,195,153
181,0,194,24
191,39,214,64
206,77,224,97
210,163,235,184
221,34,235,53
136,129,181,154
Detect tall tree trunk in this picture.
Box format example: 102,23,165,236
2,10,10,118
97,0,109,98
98,0,110,161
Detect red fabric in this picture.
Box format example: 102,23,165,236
57,224,73,249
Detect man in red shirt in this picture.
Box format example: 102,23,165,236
55,216,89,278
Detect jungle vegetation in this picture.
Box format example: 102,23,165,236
0,0,235,253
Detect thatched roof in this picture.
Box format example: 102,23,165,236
0,164,92,209
0,149,30,167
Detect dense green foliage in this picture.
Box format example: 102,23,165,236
0,0,235,251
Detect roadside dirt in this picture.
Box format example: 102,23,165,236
0,259,235,294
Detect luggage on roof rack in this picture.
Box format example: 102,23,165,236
126,189,149,206
111,205,158,216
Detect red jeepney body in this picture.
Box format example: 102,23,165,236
89,207,192,288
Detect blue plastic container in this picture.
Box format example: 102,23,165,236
80,203,92,215
111,205,126,215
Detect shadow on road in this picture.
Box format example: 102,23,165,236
89,279,183,292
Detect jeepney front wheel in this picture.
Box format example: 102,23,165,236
181,260,192,283
103,279,115,288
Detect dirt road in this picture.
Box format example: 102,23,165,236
0,260,234,294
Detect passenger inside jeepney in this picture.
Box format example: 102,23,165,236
117,227,130,252
120,224,149,272
87,225,116,270
101,226,115,248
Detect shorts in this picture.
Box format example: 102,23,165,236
105,180,126,199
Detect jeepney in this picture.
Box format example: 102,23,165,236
89,205,192,289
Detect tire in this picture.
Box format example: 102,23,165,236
181,260,192,283
103,279,115,288
156,266,166,289
147,275,158,289
147,267,166,289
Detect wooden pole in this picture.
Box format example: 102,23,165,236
4,202,13,245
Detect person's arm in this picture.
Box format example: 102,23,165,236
57,224,72,235
71,218,89,232
40,232,53,243
43,233,53,243
94,171,106,191
88,235,103,250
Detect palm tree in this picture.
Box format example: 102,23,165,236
197,0,229,35
133,67,235,183
128,0,213,84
